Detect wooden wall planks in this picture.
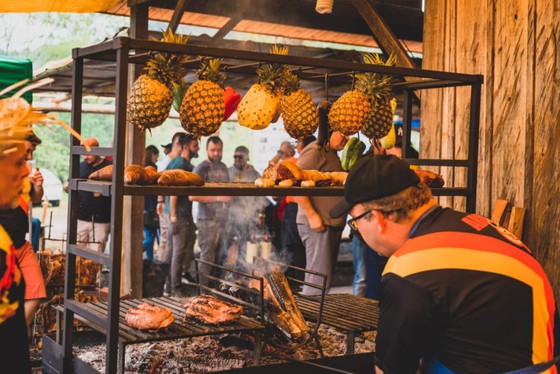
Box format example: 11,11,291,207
422,0,560,294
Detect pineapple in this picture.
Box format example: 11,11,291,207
237,45,290,130
356,53,396,139
328,89,372,136
280,72,318,140
179,58,225,136
128,30,189,132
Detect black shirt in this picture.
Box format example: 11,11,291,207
375,207,557,373
77,159,112,223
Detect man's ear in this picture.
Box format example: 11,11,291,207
370,210,386,233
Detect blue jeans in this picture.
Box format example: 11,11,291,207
351,235,367,296
143,227,159,261
31,217,41,252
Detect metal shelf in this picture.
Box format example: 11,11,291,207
50,35,482,374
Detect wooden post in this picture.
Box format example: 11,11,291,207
123,2,149,298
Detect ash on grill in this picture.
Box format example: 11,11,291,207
73,326,376,373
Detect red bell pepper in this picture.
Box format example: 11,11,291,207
223,86,241,121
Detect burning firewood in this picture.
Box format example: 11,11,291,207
254,269,310,341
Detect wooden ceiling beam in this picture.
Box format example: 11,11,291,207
139,0,423,42
167,0,190,33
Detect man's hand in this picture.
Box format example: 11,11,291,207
30,168,43,188
308,211,325,232
157,201,164,216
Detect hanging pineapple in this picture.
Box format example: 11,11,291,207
356,53,397,139
280,72,319,140
180,58,226,136
128,30,189,132
328,66,373,137
237,45,290,130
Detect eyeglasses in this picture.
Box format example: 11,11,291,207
347,210,374,231
233,155,245,159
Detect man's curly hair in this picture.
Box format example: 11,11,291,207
362,183,432,223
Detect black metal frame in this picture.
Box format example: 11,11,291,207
43,36,482,374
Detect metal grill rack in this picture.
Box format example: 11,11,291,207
42,36,482,373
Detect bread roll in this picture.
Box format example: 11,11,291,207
414,169,445,188
144,166,160,184
125,165,148,185
157,169,204,186
255,178,275,188
324,171,348,186
301,180,316,188
278,179,294,187
89,165,113,181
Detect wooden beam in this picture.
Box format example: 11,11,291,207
167,0,190,34
142,0,424,42
211,16,241,42
125,2,149,299
351,0,417,69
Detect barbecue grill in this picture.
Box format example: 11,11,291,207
43,261,267,374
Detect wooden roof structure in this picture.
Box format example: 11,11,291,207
34,0,424,101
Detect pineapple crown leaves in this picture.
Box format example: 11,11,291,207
256,44,291,94
197,58,226,87
281,70,300,95
355,52,396,99
145,29,191,87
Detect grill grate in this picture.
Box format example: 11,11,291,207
295,294,379,354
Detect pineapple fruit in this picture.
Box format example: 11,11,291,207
237,45,290,130
128,30,189,132
280,71,318,140
180,58,225,136
328,89,372,136
356,53,397,139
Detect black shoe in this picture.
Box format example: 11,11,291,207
181,272,197,284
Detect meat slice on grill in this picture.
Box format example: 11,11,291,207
125,303,174,332
184,295,244,324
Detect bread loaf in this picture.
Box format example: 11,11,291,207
324,171,348,186
89,165,113,181
144,166,160,184
255,178,275,188
301,170,331,186
300,180,316,188
414,169,445,188
157,169,205,186
125,165,148,185
278,179,294,187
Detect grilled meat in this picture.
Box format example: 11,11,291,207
125,303,174,331
184,295,244,325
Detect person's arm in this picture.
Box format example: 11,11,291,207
156,196,165,215
169,196,178,223
292,196,324,232
189,195,231,203
29,169,44,203
374,273,434,373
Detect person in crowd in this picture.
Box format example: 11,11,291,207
330,155,559,373
143,145,160,262
385,124,419,159
270,140,296,164
0,132,47,327
75,137,112,252
156,133,185,261
163,134,199,296
0,135,32,373
190,136,231,286
226,146,267,267
25,133,43,252
293,131,348,295
156,142,173,171
282,135,315,289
